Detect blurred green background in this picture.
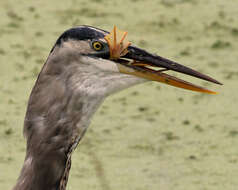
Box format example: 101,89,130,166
0,0,237,189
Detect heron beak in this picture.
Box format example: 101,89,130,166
104,26,222,94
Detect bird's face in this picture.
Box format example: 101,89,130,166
53,25,221,96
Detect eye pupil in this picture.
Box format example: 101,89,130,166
95,44,100,48
93,41,103,51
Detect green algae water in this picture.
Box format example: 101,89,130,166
0,0,237,189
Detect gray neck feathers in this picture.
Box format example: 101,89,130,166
13,48,104,190
13,43,146,190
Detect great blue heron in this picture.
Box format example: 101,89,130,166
12,25,221,190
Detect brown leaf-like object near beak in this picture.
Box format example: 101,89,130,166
104,26,131,59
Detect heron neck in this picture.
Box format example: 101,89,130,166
13,69,105,190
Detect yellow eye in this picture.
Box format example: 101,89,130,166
92,41,103,51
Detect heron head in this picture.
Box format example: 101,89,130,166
48,25,221,97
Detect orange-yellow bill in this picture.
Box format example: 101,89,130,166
118,62,217,94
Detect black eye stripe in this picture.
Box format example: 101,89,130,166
51,26,109,53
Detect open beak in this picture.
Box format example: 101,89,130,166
119,45,222,94
104,26,222,94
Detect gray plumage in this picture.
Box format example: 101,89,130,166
13,26,145,190
13,25,221,190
